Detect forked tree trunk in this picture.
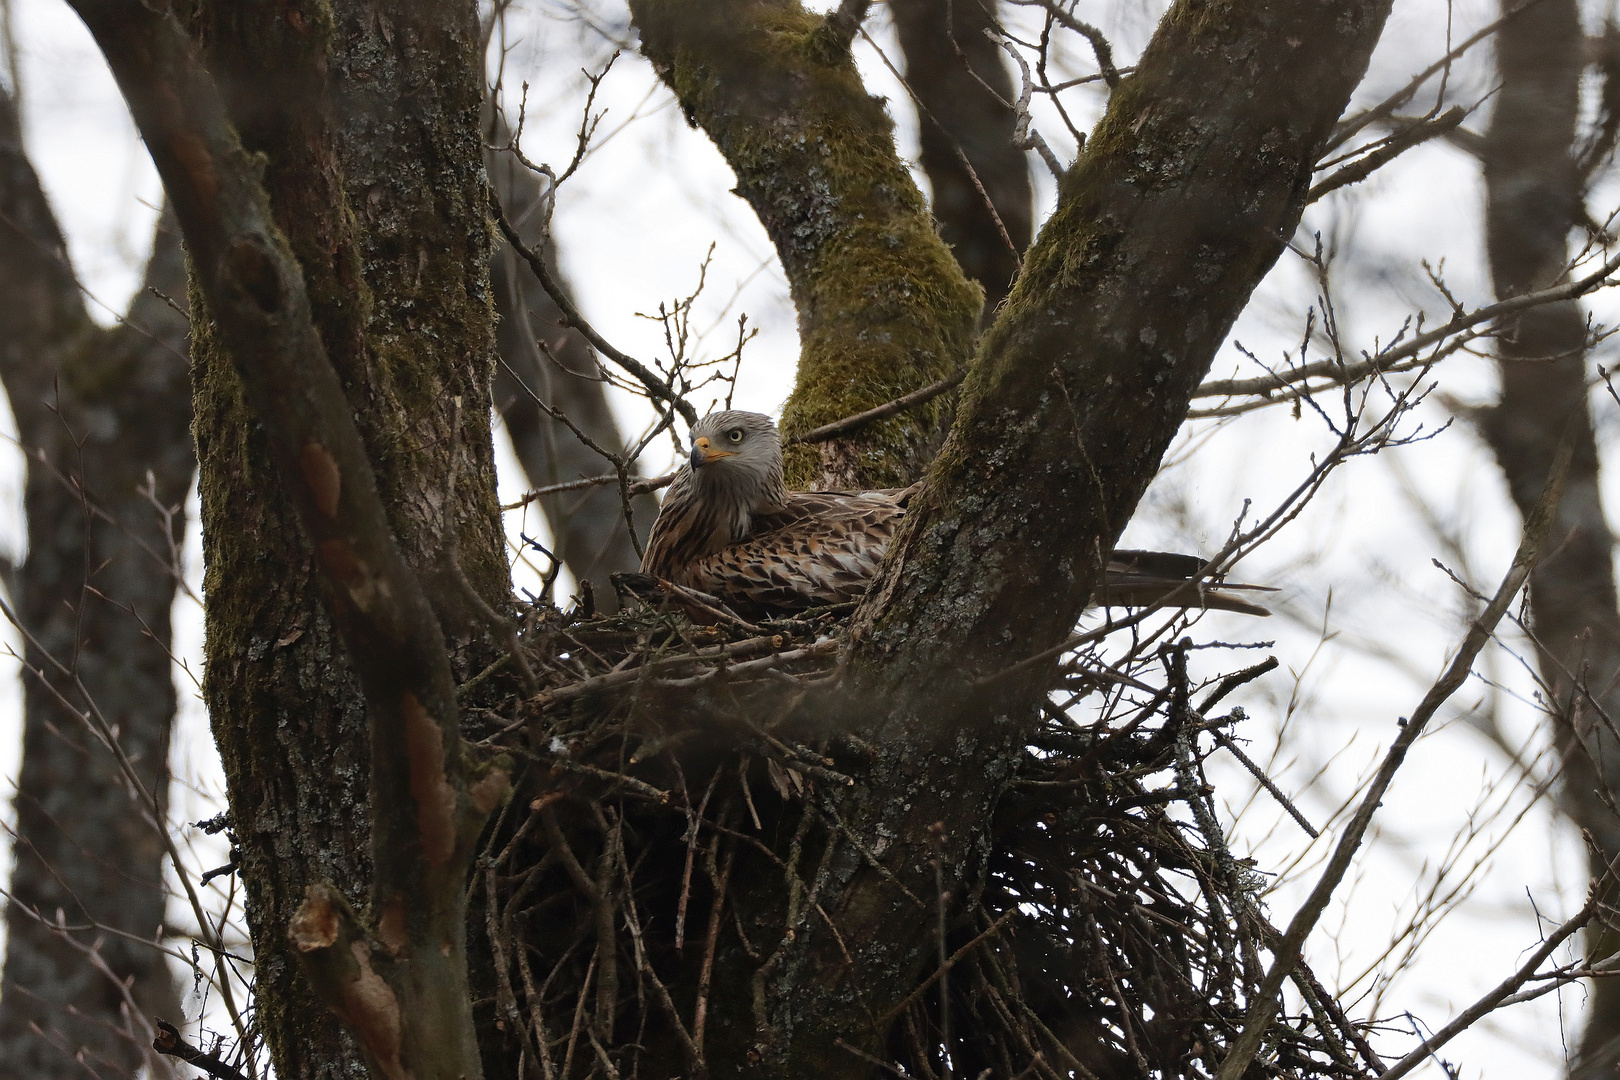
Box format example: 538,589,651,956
629,3,1393,1076
631,0,985,490
0,83,190,1078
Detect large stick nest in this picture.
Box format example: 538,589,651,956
458,587,1378,1080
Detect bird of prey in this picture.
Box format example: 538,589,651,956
638,410,1269,619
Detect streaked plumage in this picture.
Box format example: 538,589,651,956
640,411,1269,618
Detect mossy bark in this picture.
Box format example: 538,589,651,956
184,3,504,1075
740,3,1393,1075
0,84,190,1075
629,0,983,489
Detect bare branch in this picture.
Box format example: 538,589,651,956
492,194,697,426
1006,0,1121,88
1325,1,1536,154
503,471,676,510
989,29,1065,182
153,1020,249,1080
1216,431,1572,1080
1191,246,1620,412
788,369,968,445
1309,105,1469,203
1375,860,1610,1079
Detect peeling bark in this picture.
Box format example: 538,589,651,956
1474,2,1620,1075
0,83,190,1078
629,0,984,489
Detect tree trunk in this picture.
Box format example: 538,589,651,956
612,3,1394,1076
890,0,1032,310
0,82,190,1079
177,3,507,1075
1474,2,1620,1075
630,0,985,489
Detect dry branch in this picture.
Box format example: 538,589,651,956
1376,855,1610,1079
1216,434,1572,1079
153,1020,248,1080
492,197,696,427
1190,247,1620,414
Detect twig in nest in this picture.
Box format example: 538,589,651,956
1210,722,1317,839
877,908,1021,1025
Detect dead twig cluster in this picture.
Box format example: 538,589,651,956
450,568,1397,1079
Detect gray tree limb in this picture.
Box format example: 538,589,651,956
0,81,190,1079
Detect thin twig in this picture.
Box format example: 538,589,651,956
1308,106,1468,203
153,1020,249,1080
1006,0,1119,87
503,471,675,510
989,29,1065,181
877,908,1020,1025
1215,430,1573,1080
491,195,696,425
788,369,968,445
1192,246,1620,407
1377,852,1618,1079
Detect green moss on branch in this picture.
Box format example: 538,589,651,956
631,0,982,488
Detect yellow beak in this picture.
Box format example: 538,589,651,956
691,436,736,468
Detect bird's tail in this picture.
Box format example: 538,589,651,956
1099,550,1274,617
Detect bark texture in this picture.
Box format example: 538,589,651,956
891,0,1032,309
809,0,1391,1069
105,2,508,1076
630,0,984,489
1474,2,1620,1075
486,134,653,594
609,3,1393,1075
0,83,190,1078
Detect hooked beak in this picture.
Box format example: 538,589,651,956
690,435,735,469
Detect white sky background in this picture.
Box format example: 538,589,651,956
0,0,1614,1075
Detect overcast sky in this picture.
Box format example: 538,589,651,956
2,0,1615,1074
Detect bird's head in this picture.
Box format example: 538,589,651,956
686,410,785,508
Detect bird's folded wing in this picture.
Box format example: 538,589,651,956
679,490,903,610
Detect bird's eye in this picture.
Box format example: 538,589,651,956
727,429,744,443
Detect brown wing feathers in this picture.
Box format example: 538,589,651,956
636,411,1269,618
679,490,902,611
